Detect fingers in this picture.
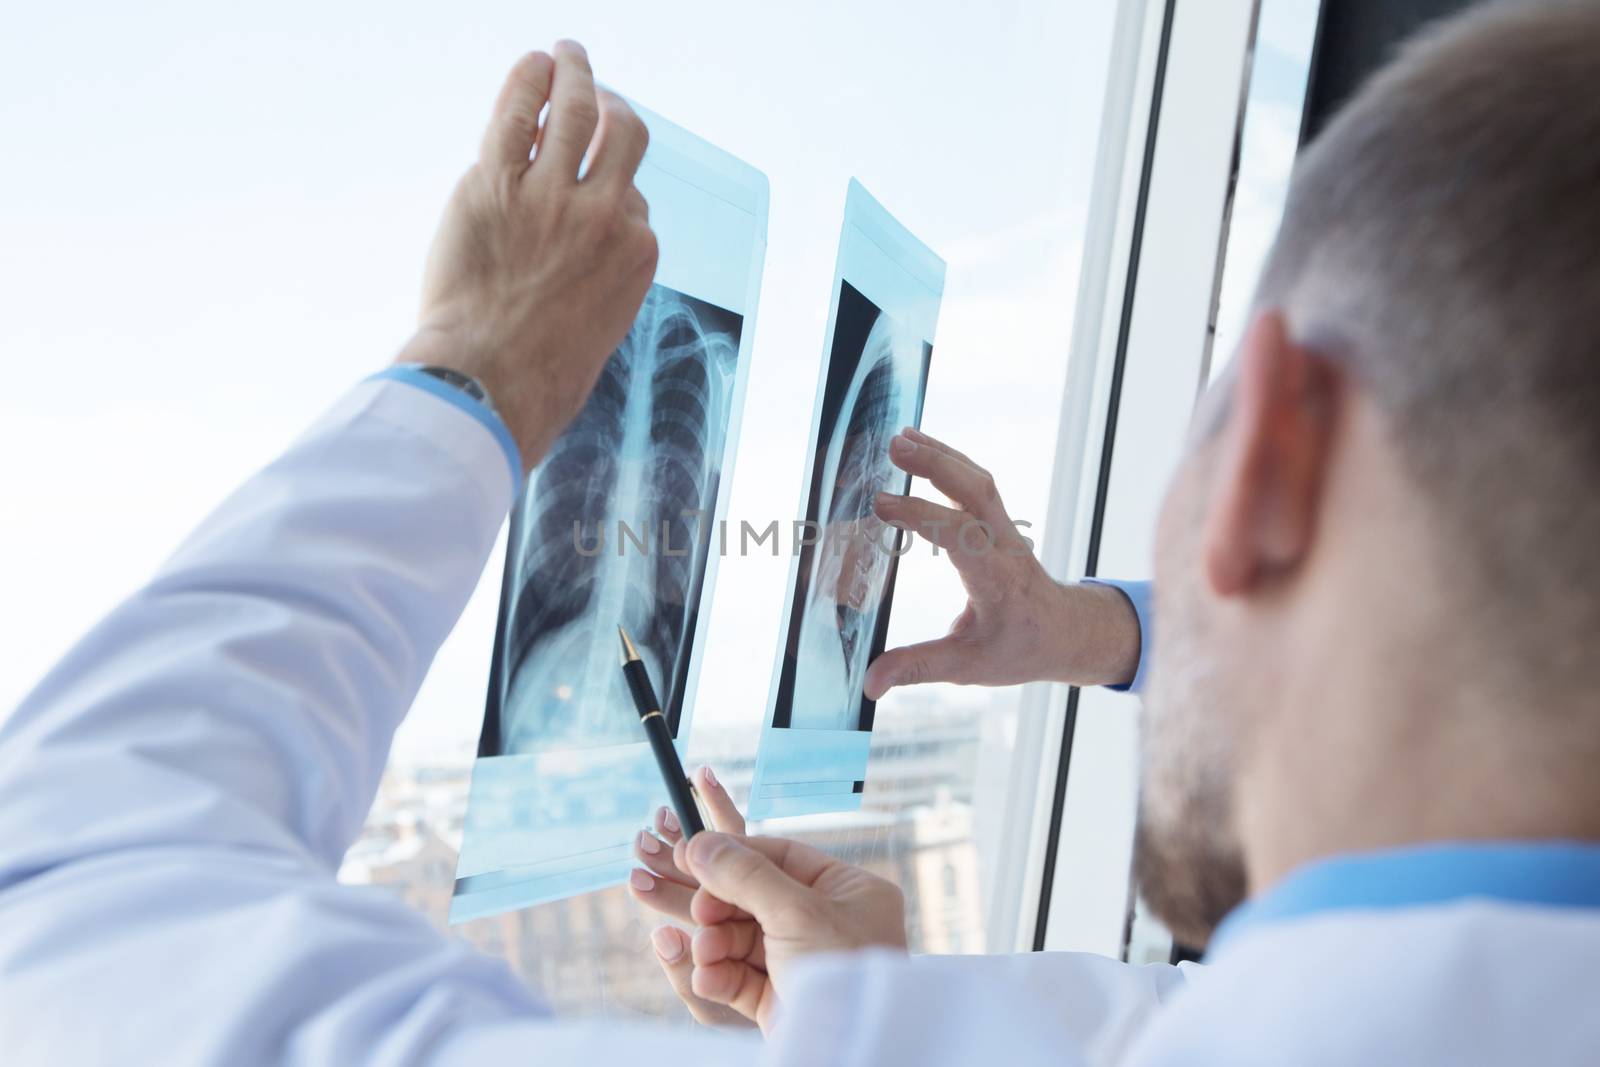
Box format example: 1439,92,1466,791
624,184,650,223
651,924,694,980
707,833,839,887
691,959,771,1027
481,50,556,168
677,833,834,935
695,766,746,835
903,425,980,467
634,828,696,887
689,883,742,927
650,926,757,1029
872,492,973,554
628,866,696,923
654,803,683,843
693,917,766,970
888,431,1009,528
864,635,974,700
536,40,600,180
632,786,746,920
584,89,649,188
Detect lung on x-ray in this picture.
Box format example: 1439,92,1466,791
451,102,766,922
748,180,944,820
484,284,742,757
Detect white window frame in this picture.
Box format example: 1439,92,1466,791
997,0,1273,957
982,0,1166,955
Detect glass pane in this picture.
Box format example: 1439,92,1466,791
1123,0,1323,962
1207,0,1323,381
1,0,1117,1025
361,2,1121,1021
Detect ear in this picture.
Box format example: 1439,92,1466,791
1201,310,1339,596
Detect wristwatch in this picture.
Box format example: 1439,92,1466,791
412,364,498,415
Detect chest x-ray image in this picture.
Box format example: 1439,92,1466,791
777,279,930,733
484,284,741,757
451,101,766,922
748,180,944,821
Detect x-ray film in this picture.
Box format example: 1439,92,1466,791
450,103,767,922
747,180,944,820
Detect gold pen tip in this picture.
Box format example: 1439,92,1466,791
618,625,640,663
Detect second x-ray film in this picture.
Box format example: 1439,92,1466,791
450,103,767,922
748,180,944,820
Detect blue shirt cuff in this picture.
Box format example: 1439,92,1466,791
1084,578,1151,693
368,366,523,496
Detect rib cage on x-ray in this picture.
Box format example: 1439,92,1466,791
499,285,740,753
814,324,900,690
788,297,926,731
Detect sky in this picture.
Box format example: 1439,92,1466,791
0,0,1122,759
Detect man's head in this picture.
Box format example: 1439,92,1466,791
1138,0,1600,946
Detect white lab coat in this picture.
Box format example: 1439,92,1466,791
3,377,1598,1065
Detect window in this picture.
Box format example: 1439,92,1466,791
333,2,1130,1019
1,0,1323,1021
1206,0,1323,385
0,0,1131,1026
1033,0,1322,962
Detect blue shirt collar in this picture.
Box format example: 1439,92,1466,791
1211,840,1600,954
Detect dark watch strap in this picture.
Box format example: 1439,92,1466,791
413,364,495,411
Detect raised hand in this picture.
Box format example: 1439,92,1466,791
864,427,1142,697
398,41,659,469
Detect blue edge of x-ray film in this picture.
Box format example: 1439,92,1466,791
747,180,946,821
448,98,768,924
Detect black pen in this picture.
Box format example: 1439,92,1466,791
618,626,705,839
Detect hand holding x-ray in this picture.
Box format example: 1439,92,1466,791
400,41,659,469
450,95,769,921
865,427,1143,697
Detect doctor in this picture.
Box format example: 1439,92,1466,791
0,9,1597,1067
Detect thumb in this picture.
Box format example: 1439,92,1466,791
865,635,972,699
679,833,814,931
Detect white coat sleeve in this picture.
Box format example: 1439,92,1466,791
763,949,1197,1067
0,377,760,1066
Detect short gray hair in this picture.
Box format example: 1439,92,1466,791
1254,0,1600,686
